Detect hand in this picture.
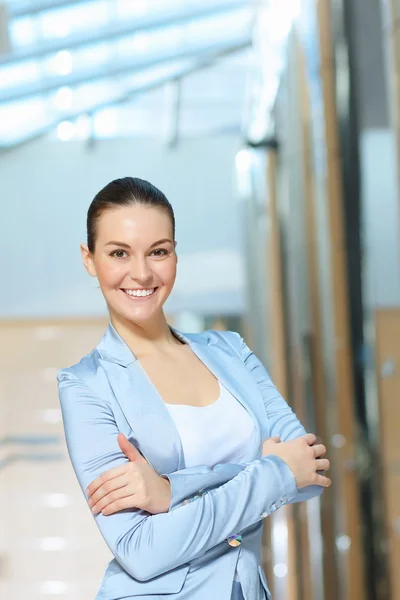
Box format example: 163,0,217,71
262,436,281,456
263,433,331,489
86,433,171,516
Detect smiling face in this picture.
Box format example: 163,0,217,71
81,203,177,328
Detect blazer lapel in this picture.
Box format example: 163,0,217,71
96,322,264,476
97,323,185,475
183,333,263,459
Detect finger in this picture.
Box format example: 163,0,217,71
91,483,133,514
312,444,327,458
262,436,280,446
303,433,317,446
86,465,127,497
316,458,330,471
117,433,144,463
89,474,128,508
313,473,332,488
101,495,138,516
262,439,282,457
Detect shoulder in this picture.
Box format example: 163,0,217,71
185,329,244,356
56,349,113,409
56,347,101,387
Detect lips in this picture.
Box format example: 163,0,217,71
121,287,158,300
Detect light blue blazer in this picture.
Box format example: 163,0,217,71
57,322,323,600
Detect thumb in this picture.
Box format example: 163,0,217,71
264,436,280,444
117,433,143,462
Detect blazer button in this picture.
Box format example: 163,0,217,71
227,534,242,547
183,494,201,506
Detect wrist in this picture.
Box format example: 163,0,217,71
261,454,298,501
159,475,172,513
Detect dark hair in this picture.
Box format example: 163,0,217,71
87,177,175,253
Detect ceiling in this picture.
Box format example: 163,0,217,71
0,0,255,148
0,0,300,148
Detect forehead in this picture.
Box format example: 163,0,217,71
96,204,172,242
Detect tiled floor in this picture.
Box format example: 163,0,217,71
0,321,112,599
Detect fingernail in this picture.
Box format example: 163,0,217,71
88,499,93,506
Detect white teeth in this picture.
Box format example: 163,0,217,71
124,288,155,297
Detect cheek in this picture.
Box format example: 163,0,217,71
156,259,177,286
95,259,125,285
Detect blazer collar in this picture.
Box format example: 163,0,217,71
96,320,209,367
96,321,263,473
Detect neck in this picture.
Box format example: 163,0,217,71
109,311,181,357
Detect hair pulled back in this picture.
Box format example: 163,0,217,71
87,177,175,253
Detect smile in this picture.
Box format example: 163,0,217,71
121,287,157,299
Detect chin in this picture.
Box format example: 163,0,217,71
106,286,172,323
111,304,164,327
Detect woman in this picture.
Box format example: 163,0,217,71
57,177,331,600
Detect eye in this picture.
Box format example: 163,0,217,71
110,249,128,259
151,248,168,257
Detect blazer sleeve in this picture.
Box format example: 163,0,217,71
164,462,250,510
166,331,323,509
57,371,297,581
232,331,324,503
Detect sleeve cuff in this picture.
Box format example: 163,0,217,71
260,454,298,503
160,474,175,512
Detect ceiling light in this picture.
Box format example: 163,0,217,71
57,120,74,141
94,107,118,136
54,86,72,110
75,114,92,139
52,50,73,76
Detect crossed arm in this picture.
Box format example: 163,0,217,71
57,332,323,581
164,332,322,510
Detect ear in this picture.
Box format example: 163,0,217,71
80,243,97,277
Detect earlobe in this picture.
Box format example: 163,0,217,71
80,243,97,277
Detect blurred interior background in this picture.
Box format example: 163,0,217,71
0,0,399,599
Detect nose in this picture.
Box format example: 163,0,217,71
129,256,153,284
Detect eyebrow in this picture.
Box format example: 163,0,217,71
105,239,173,249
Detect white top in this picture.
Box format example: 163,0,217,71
165,380,255,468
165,380,255,582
